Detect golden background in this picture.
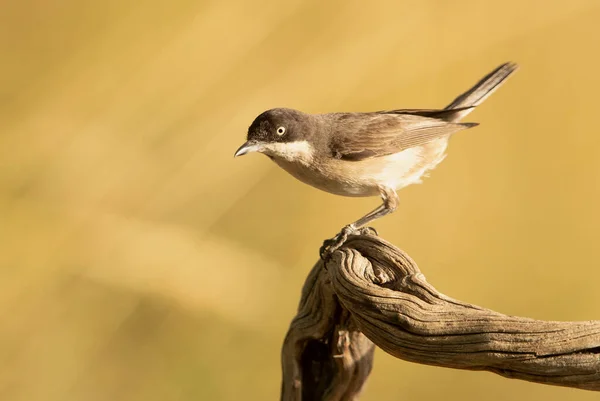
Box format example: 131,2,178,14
1,0,599,400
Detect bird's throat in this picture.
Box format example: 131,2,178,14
261,140,315,163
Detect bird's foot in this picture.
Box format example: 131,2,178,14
358,226,378,236
320,225,356,260
320,225,378,261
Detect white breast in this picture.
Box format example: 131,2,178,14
266,138,449,198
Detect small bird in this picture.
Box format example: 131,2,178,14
235,62,518,255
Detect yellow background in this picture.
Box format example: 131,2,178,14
1,1,599,400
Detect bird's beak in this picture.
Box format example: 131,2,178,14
234,140,263,157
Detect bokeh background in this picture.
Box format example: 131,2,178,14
1,0,600,400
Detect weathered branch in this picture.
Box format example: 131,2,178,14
281,234,600,400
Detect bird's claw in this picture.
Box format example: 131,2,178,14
320,225,356,260
320,225,378,261
358,226,378,236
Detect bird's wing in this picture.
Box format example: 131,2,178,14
376,107,475,122
327,112,477,161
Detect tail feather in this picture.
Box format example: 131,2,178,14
444,62,518,121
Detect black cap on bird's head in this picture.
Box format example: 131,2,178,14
234,108,312,157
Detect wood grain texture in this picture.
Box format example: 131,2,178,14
281,234,600,400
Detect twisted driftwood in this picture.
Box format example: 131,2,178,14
281,234,600,400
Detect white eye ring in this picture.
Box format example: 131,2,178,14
276,126,286,136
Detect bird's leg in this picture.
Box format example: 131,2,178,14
349,186,399,229
320,186,398,258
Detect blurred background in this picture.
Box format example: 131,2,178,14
1,0,600,400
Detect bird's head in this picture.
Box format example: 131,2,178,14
234,108,316,162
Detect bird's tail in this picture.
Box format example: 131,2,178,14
444,62,518,122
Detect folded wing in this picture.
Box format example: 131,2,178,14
328,112,477,161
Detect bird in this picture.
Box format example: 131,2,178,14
234,62,518,256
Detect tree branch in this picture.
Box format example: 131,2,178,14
281,234,600,400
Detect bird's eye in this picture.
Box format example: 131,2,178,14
276,126,286,136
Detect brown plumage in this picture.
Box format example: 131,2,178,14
235,62,518,254
327,112,478,161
